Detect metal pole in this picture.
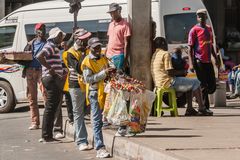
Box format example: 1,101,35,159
66,0,83,31
73,10,78,30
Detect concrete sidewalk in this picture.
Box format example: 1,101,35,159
64,99,240,160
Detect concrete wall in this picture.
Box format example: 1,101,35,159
0,0,5,19
128,0,152,89
203,0,225,43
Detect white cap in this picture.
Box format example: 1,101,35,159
196,9,207,15
48,27,66,40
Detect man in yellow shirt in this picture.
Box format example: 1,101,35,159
151,37,212,116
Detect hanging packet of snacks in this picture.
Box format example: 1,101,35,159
107,90,129,126
129,90,156,134
109,74,145,93
129,93,142,133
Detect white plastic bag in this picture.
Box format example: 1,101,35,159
107,91,129,126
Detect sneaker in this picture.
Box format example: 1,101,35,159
55,132,65,139
96,148,110,158
102,121,111,129
206,109,213,114
67,118,74,125
78,143,89,151
198,109,213,116
117,126,127,136
226,94,239,99
185,108,199,116
28,125,39,130
38,137,61,143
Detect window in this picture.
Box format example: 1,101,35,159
0,25,17,49
25,19,111,46
164,13,197,44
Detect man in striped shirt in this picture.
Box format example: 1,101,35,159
36,27,66,142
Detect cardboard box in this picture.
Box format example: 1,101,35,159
0,51,32,61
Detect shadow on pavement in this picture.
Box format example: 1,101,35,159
146,122,162,125
132,135,201,138
213,114,240,117
14,106,29,112
146,127,192,132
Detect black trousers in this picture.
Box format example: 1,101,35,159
41,75,62,139
194,60,216,109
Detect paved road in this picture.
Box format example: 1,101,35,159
0,104,115,160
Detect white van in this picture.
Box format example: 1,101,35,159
0,0,214,113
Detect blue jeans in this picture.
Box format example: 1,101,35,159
171,77,200,92
69,88,88,146
111,53,124,70
89,90,105,150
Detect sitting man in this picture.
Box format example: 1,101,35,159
163,47,188,108
227,65,240,99
151,37,213,116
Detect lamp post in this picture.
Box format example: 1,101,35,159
65,0,84,30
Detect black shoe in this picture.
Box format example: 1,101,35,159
185,108,199,116
226,94,239,99
198,109,213,116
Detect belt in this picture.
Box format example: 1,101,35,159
27,67,41,71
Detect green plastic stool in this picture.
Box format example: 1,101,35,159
154,88,178,117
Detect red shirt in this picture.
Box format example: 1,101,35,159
188,24,213,63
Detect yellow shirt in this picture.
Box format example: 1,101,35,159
81,55,108,109
62,47,88,92
151,49,173,89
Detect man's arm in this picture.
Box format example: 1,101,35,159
211,44,220,69
36,50,55,75
82,67,107,84
188,45,195,72
124,36,130,60
67,53,84,74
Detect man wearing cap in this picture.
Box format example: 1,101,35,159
81,37,113,158
106,3,131,71
24,23,46,130
63,28,91,150
36,27,66,142
188,9,220,114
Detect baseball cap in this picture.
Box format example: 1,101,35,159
75,28,92,40
47,27,66,40
107,3,121,13
196,9,207,15
35,23,45,31
88,37,102,48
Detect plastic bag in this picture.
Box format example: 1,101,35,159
129,90,156,134
107,90,129,126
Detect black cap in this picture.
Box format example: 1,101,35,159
107,3,121,13
88,37,102,48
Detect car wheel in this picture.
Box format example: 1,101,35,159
0,81,16,113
